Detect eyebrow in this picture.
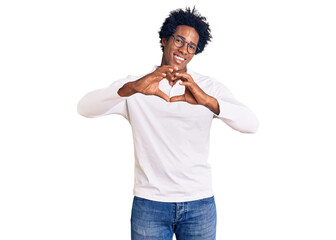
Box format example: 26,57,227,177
176,35,197,46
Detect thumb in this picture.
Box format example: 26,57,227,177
170,95,186,102
155,90,170,102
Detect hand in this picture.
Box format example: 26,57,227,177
170,72,220,114
170,72,207,105
119,65,178,102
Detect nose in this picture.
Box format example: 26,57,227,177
178,43,188,55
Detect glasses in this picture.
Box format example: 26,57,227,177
171,35,199,55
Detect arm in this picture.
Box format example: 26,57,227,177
213,82,259,133
77,65,177,118
169,72,259,133
117,65,177,100
169,72,220,114
173,87,220,115
77,79,130,118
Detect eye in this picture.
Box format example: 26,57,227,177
176,38,183,44
189,44,196,50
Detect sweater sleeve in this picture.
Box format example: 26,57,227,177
77,77,134,119
212,80,259,133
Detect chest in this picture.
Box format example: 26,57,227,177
126,93,213,131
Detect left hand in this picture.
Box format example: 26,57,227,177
170,72,208,105
170,72,220,114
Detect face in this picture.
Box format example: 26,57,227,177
161,25,199,72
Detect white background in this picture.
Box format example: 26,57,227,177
1,0,335,239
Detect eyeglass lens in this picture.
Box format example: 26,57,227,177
173,36,197,54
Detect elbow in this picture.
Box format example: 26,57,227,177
77,99,94,118
224,114,259,134
239,115,259,134
216,100,259,134
241,120,259,134
77,108,89,118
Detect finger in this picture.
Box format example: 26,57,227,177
155,90,170,102
166,71,174,80
153,72,166,82
169,74,181,81
158,65,175,73
174,72,193,82
170,95,186,102
161,65,178,71
178,81,192,87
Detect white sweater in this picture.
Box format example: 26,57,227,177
77,68,259,202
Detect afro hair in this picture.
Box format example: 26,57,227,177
159,7,212,55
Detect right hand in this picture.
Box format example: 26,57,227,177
133,65,178,102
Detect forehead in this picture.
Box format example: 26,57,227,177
174,25,199,44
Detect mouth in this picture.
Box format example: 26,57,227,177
173,54,186,64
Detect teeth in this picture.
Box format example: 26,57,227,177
175,55,185,61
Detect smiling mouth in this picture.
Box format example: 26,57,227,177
174,54,186,63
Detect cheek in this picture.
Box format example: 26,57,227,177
186,56,194,63
164,44,172,55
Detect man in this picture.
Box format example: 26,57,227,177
78,7,258,240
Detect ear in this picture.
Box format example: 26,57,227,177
161,38,167,47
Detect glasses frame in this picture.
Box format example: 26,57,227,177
171,35,199,55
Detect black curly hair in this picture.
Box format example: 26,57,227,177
159,7,212,55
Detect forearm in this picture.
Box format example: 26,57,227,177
216,99,259,133
117,81,137,97
77,81,126,118
204,95,220,115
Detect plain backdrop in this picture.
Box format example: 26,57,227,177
1,0,335,239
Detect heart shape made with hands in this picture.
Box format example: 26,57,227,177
164,71,185,86
158,75,185,98
158,71,200,105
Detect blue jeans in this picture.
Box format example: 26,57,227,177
131,196,217,240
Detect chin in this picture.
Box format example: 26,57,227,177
164,58,187,71
171,63,186,71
